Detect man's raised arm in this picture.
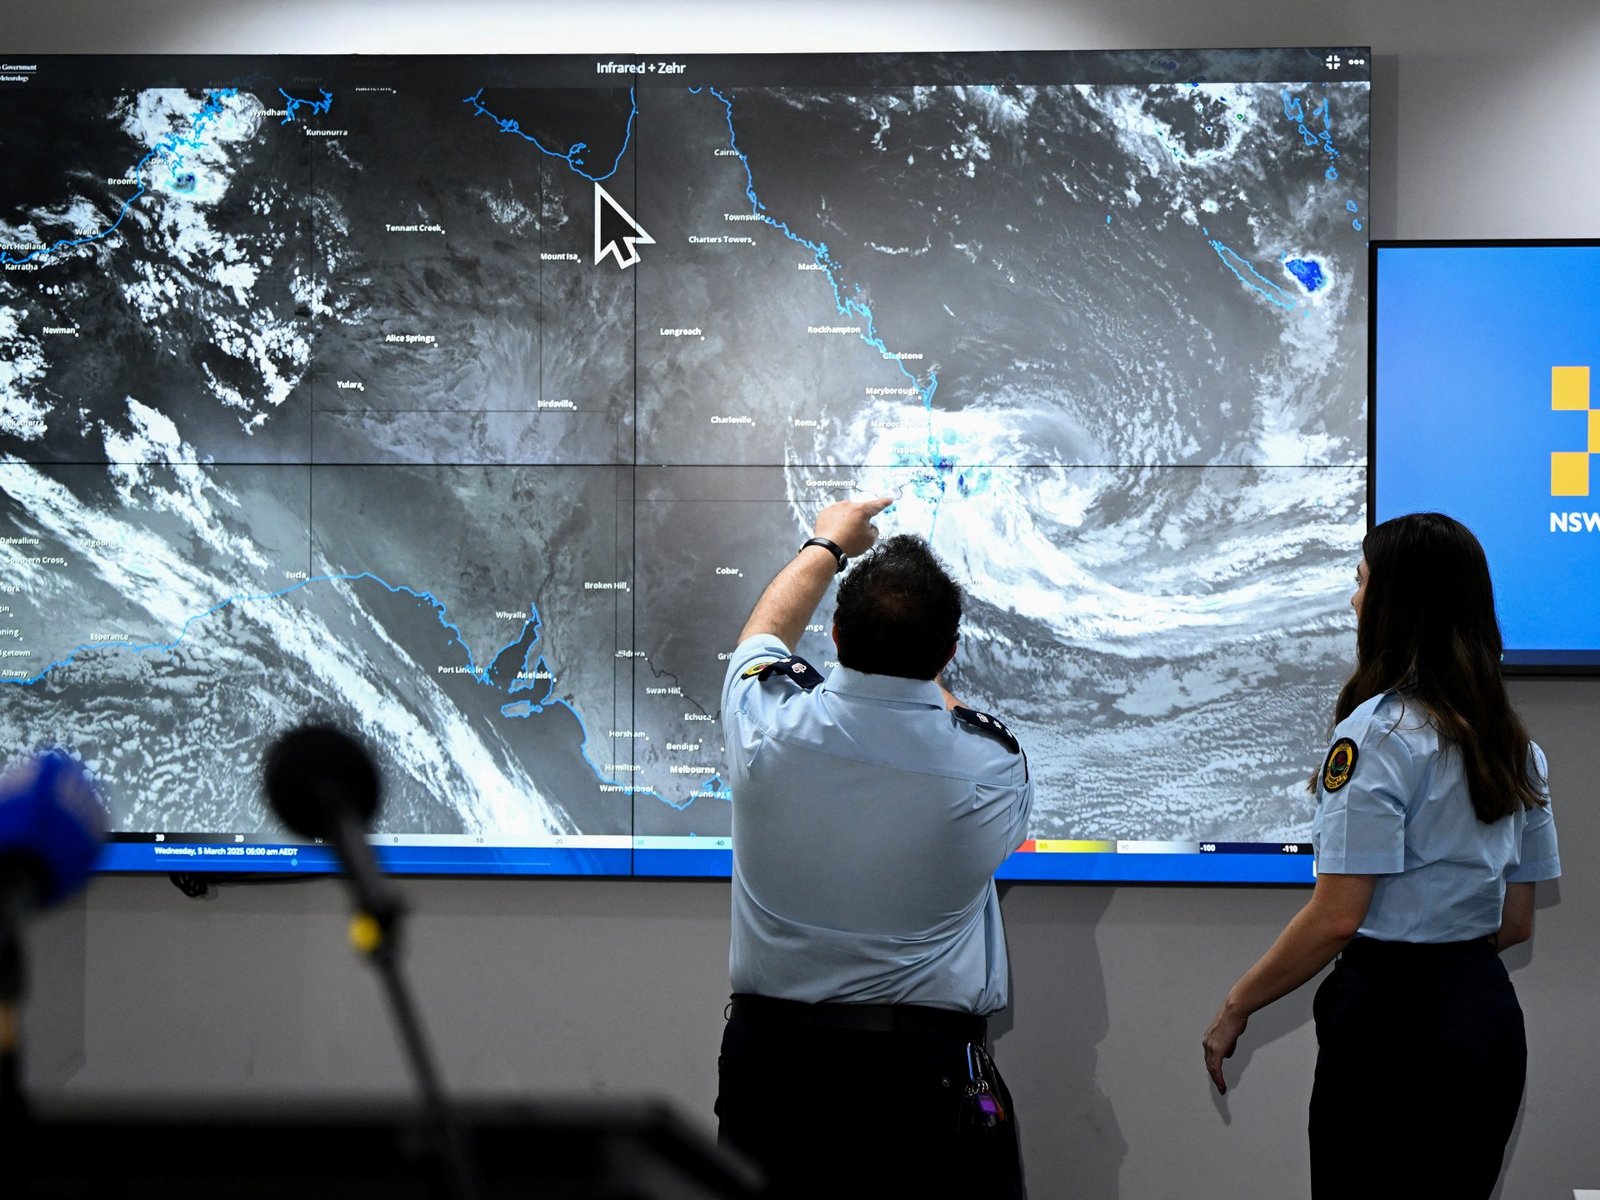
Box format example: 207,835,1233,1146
737,497,894,650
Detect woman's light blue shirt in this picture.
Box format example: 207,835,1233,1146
1312,692,1560,943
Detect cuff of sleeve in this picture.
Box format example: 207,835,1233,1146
1313,854,1405,876
1507,858,1561,883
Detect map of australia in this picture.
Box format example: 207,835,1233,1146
0,52,1370,869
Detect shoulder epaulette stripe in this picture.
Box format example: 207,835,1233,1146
951,705,1022,755
754,654,824,691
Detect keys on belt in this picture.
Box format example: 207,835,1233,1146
958,1041,1008,1129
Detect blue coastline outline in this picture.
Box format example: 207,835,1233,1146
462,86,638,183
279,87,333,126
1281,85,1361,229
1201,85,1359,309
3,571,688,810
460,82,960,526
691,85,956,523
1206,235,1299,311
1282,88,1341,180
0,88,240,268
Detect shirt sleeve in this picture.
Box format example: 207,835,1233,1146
1509,742,1561,882
720,633,790,764
1313,710,1411,876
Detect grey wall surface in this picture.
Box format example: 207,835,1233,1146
8,2,1600,1196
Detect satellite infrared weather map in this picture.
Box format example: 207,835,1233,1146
0,50,1370,880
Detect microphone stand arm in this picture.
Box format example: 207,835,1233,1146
332,811,479,1200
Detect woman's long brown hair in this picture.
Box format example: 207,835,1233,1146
1334,512,1545,822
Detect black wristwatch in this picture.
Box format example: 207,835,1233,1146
799,536,848,573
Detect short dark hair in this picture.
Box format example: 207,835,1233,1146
833,535,962,680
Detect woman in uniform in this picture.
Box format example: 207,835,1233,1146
1202,511,1559,1198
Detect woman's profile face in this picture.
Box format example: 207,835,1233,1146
1351,557,1369,622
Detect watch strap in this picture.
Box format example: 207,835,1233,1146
799,536,847,573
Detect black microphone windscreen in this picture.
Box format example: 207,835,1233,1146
262,725,381,841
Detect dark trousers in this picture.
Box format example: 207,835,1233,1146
1310,937,1527,1200
716,1004,1025,1199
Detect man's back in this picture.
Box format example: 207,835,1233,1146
723,634,1031,1011
713,510,1032,1198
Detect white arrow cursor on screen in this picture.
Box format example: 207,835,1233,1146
594,182,654,269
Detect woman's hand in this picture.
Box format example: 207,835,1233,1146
1203,1003,1249,1094
1200,874,1375,1096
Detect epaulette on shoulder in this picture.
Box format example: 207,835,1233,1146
951,705,1021,755
740,654,824,691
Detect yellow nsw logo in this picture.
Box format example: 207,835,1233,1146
1321,737,1358,793
1551,365,1599,497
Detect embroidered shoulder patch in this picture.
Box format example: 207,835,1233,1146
1321,737,1358,792
952,705,1021,755
752,654,824,691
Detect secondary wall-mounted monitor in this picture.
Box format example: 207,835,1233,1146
1370,240,1600,673
1,50,1370,883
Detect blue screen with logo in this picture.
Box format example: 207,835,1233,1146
1372,241,1600,668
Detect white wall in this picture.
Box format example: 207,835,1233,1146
9,2,1600,1196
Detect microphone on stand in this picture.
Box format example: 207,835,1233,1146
261,724,479,1200
263,723,399,943
0,749,108,1125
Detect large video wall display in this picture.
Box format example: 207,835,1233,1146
0,52,1371,882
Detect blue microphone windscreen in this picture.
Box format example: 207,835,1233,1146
0,750,109,904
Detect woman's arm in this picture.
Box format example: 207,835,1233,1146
1495,881,1536,950
1203,872,1376,1094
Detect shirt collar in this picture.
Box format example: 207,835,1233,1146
823,665,945,708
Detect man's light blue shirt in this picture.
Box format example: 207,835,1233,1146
722,634,1033,1014
1313,692,1560,942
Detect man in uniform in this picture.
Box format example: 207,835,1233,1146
716,496,1033,1199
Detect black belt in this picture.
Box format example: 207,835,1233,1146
727,993,987,1041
